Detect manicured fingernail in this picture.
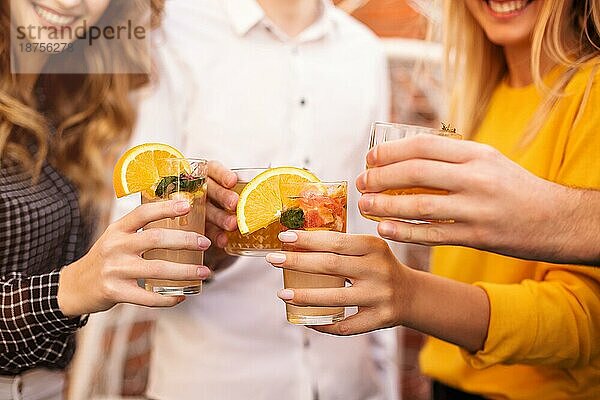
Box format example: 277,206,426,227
360,194,374,212
278,289,294,300
278,231,298,243
177,296,186,304
266,253,286,264
378,221,395,238
356,172,367,191
174,201,190,213
197,266,211,278
198,236,211,249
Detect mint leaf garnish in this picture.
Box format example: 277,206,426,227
155,175,206,198
280,208,305,229
155,176,179,197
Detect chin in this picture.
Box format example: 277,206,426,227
485,29,533,48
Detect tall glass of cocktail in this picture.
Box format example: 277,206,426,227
142,158,207,295
279,181,348,325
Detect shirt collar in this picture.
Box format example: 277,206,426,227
223,0,265,37
223,0,338,40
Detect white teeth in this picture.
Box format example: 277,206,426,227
488,0,528,14
34,5,77,26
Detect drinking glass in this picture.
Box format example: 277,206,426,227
225,168,284,256
142,158,207,296
280,181,348,325
366,121,462,224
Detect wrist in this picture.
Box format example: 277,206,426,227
57,262,81,318
564,188,600,265
396,265,420,327
550,184,592,264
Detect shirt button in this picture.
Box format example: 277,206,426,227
300,98,306,106
303,337,310,348
303,157,310,167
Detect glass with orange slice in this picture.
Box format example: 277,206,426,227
113,143,208,296
227,166,319,257
234,167,349,325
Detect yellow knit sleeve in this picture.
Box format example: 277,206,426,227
461,65,600,369
464,271,600,368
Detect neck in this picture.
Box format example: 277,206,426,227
256,0,321,38
503,42,553,87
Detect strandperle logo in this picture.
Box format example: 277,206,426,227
10,0,152,74
15,19,147,46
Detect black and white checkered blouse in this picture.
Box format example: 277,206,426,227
0,161,91,375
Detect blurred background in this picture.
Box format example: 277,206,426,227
68,1,440,399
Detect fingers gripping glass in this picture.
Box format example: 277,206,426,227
366,122,462,224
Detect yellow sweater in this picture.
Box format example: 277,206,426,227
420,62,600,399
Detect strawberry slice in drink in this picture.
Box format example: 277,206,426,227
304,209,326,229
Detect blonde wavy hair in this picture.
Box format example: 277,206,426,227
442,0,600,142
0,0,165,214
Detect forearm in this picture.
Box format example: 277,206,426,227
555,188,600,266
402,268,490,353
521,185,600,266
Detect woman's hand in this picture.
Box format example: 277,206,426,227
266,230,490,352
356,134,573,262
266,230,412,335
58,199,212,317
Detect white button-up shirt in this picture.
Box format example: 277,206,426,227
115,1,398,399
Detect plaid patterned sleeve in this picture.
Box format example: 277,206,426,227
0,270,87,374
1,162,92,374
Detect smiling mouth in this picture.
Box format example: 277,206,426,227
484,0,533,15
33,3,80,26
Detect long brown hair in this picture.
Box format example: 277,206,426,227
442,0,600,141
0,0,165,213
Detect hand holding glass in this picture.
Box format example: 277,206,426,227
365,122,462,224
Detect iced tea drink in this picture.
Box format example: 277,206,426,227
142,159,207,296
225,168,283,256
365,122,461,223
279,181,348,325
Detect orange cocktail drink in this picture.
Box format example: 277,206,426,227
279,181,348,325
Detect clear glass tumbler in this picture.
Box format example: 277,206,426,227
142,158,207,296
279,181,348,325
366,121,462,224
